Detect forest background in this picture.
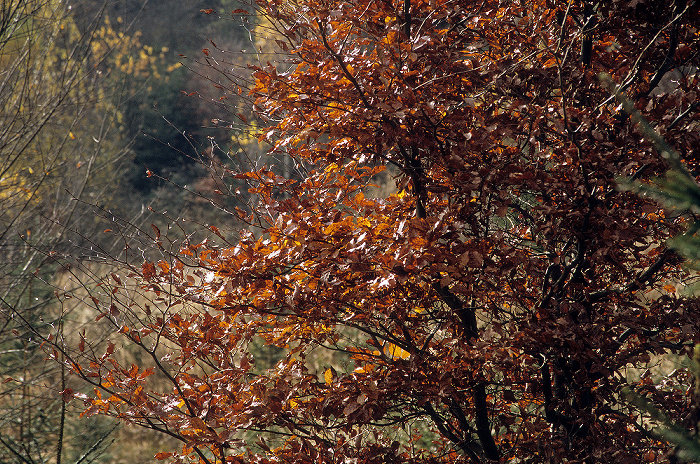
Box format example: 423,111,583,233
0,0,264,462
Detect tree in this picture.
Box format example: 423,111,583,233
61,1,700,463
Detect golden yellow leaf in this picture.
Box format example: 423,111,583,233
383,342,411,360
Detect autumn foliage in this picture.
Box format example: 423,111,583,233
60,0,700,463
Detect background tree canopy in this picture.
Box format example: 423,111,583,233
0,0,252,462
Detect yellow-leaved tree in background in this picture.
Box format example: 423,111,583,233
0,1,174,462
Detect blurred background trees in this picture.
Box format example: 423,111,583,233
0,0,257,462
0,1,132,461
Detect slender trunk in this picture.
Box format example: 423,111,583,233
56,322,65,464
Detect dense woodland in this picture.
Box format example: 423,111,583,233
0,0,255,462
2,0,700,463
